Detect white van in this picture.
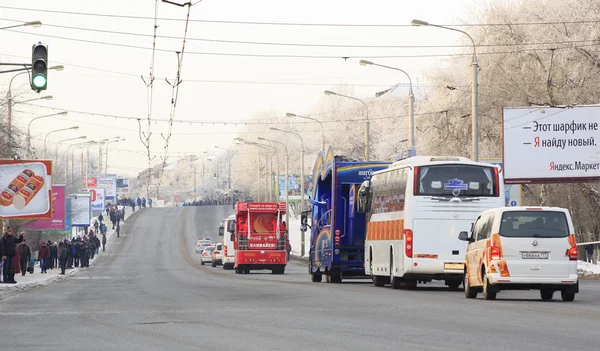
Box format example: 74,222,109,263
460,206,579,301
219,215,236,270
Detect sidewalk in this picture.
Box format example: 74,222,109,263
0,207,134,293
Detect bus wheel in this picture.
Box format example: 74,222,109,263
327,270,342,283
311,271,322,282
446,279,462,290
372,274,386,287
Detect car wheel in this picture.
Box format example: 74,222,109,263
561,291,575,302
200,261,204,266
482,271,496,300
311,271,322,282
464,271,477,299
540,289,554,301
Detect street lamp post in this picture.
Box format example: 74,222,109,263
257,137,289,232
43,126,79,158
0,21,42,31
359,60,415,150
286,112,326,152
250,142,277,202
67,141,90,184
411,19,479,161
85,140,107,183
27,111,69,157
269,127,305,256
324,90,370,161
55,136,86,181
103,137,123,175
214,146,232,191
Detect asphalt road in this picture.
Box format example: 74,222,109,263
1,206,599,351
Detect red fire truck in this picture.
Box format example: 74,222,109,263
233,201,288,274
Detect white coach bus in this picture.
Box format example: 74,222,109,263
356,156,505,289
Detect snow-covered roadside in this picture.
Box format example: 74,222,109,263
578,260,600,278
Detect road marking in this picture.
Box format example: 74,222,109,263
71,276,112,280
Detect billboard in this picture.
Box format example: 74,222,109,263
88,188,105,211
277,175,314,201
69,194,91,227
483,159,522,207
65,197,72,231
98,177,117,201
117,178,129,195
23,185,66,231
0,160,53,220
83,177,97,189
503,106,600,183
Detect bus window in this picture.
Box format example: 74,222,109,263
416,165,498,197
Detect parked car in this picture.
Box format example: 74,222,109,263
200,246,216,265
211,243,223,267
459,206,579,301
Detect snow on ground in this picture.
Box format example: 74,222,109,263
578,260,600,276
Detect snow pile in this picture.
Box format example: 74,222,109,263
577,260,600,277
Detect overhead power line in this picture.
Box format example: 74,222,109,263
2,6,600,27
2,18,598,49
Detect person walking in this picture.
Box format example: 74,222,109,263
18,239,31,277
586,244,596,264
73,239,80,268
2,227,24,283
110,207,117,229
98,213,104,225
38,241,50,274
105,205,110,217
102,234,107,251
58,240,68,275
50,242,58,270
137,197,141,209
116,219,120,238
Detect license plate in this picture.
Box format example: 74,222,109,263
521,252,549,259
444,263,464,270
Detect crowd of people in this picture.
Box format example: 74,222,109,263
117,197,151,212
0,205,124,284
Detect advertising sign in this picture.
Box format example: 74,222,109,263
23,185,66,231
98,177,117,201
0,160,53,220
88,188,105,211
503,106,600,183
117,178,129,195
69,194,91,227
65,197,72,231
83,177,97,189
483,159,523,207
277,175,314,201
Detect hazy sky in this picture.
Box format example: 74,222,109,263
0,0,477,177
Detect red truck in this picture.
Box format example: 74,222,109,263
233,201,288,274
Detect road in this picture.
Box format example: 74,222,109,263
1,205,599,351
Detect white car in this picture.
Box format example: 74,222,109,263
460,206,579,301
211,243,223,267
200,245,216,265
195,238,212,254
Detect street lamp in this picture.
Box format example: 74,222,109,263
85,139,107,182
286,112,326,152
258,136,289,233
215,146,232,191
27,111,69,157
235,138,272,201
250,141,277,202
43,126,79,158
359,60,415,151
13,95,53,104
411,19,479,161
54,136,87,169
67,141,91,183
324,90,370,161
104,138,125,174
0,21,42,30
269,127,306,255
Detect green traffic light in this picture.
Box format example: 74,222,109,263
32,73,47,89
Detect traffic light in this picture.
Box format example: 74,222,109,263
31,42,48,91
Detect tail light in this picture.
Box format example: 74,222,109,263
413,167,419,195
490,246,501,261
493,167,499,196
405,229,413,258
224,245,228,256
334,236,340,242
569,247,578,261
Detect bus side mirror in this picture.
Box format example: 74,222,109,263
357,180,372,213
218,225,224,236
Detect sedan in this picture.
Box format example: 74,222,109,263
200,246,216,265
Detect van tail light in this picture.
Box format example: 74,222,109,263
490,246,501,261
413,167,419,195
493,167,499,196
405,229,413,258
224,245,228,256
569,247,578,261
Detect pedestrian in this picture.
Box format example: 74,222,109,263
149,198,153,208
120,208,125,222
137,197,141,209
38,241,49,274
76,240,87,268
88,235,96,260
94,235,100,256
105,205,110,217
142,197,146,208
50,241,58,270
102,222,108,236
116,219,120,238
58,240,68,275
110,207,117,229
66,240,74,269
18,239,31,277
93,220,99,234
98,213,104,224
1,227,24,283
102,234,107,251
585,244,596,264
73,238,80,268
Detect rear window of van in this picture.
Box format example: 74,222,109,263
499,211,569,238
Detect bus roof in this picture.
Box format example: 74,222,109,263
388,156,501,169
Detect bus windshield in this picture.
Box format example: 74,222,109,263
416,164,498,197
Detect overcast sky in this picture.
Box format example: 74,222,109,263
0,0,477,177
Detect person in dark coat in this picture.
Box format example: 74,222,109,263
102,234,107,251
2,227,24,283
50,242,58,269
66,240,74,268
38,241,50,274
109,208,117,229
73,239,80,268
58,240,69,275
88,235,97,260
18,239,31,276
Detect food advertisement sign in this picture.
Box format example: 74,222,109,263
503,106,600,183
22,185,66,231
0,160,53,219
